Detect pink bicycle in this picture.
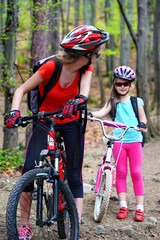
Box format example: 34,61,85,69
89,117,139,223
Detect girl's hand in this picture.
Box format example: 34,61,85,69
139,122,147,133
87,112,93,120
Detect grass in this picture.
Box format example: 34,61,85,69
0,147,25,170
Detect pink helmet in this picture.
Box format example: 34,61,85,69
60,25,109,55
113,66,136,81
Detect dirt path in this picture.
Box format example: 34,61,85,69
80,121,160,239
0,121,160,239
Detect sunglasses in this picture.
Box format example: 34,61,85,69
93,52,101,59
115,82,130,87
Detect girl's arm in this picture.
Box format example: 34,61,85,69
138,105,147,132
138,105,147,124
91,101,111,118
11,71,44,110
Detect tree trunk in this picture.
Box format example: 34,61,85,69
120,0,126,65
136,0,157,138
0,0,3,74
105,0,115,86
49,0,60,55
30,0,50,66
117,0,158,140
66,0,70,33
120,0,132,65
147,0,153,92
153,0,160,116
90,0,96,26
83,0,90,24
26,0,52,146
74,0,80,27
3,0,18,150
97,61,105,106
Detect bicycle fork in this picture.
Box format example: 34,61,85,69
95,145,114,194
36,121,62,225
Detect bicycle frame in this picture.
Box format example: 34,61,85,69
94,141,115,194
37,117,67,224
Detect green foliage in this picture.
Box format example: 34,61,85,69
0,147,25,170
84,163,91,168
88,97,98,105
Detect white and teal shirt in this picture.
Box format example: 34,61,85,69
113,97,144,143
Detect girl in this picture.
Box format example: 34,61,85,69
89,66,147,222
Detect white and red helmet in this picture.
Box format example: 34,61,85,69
60,25,109,55
113,66,136,81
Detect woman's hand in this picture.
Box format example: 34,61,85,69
4,110,21,128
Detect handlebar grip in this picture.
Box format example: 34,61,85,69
15,117,29,127
77,103,87,111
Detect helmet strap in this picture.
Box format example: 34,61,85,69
118,91,129,96
81,53,92,73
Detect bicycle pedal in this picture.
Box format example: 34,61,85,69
32,191,37,200
91,185,95,191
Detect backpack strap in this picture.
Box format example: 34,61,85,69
39,58,62,107
130,96,140,123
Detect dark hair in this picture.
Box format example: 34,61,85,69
107,83,121,119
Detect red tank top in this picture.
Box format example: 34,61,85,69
38,59,93,123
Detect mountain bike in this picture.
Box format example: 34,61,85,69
89,117,140,223
6,110,79,240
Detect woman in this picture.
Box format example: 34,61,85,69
4,25,109,239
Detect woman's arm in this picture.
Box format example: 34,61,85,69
79,70,92,98
11,71,44,110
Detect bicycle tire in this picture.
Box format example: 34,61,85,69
57,153,70,239
94,169,112,223
6,168,79,240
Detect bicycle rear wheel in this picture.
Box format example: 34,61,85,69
6,168,79,240
94,169,112,223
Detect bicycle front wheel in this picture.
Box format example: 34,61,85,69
94,169,112,223
6,168,79,240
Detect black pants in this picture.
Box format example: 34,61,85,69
23,120,84,198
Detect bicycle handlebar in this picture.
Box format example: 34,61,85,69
15,103,87,127
90,117,140,141
15,110,63,127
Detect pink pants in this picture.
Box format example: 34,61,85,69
113,142,144,196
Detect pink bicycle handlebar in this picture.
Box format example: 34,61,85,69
103,120,127,128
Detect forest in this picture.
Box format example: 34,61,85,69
0,0,160,153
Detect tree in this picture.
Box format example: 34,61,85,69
153,0,160,117
83,0,90,24
0,0,4,75
48,0,60,55
117,0,158,139
105,0,115,86
3,0,18,149
26,0,60,146
120,0,133,65
90,0,96,26
74,0,80,27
